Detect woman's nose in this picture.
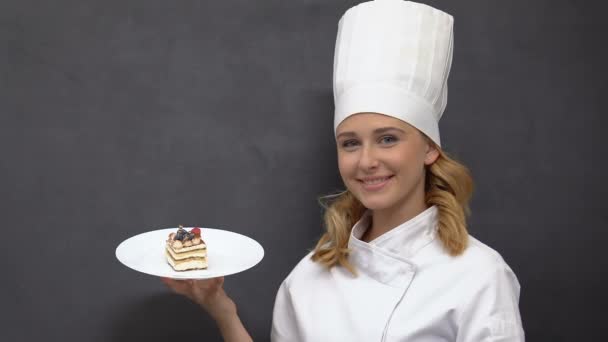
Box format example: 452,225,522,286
359,145,379,170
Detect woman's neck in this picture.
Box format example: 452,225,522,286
362,199,428,243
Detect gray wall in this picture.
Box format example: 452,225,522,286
1,0,605,340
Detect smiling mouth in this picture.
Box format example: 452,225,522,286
359,176,393,185
357,176,394,191
359,176,393,184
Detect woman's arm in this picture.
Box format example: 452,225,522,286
162,277,253,342
271,279,301,342
455,262,525,342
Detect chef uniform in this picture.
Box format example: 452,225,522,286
271,1,524,341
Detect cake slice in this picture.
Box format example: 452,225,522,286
165,226,207,271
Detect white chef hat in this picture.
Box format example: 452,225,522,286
333,0,454,146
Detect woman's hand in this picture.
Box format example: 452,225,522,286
161,277,235,321
161,277,253,342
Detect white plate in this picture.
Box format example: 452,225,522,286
116,227,264,279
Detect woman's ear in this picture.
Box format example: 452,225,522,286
424,142,440,165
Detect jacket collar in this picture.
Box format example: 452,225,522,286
347,206,438,287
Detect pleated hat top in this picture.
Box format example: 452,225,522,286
333,0,454,146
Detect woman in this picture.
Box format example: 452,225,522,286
163,1,524,341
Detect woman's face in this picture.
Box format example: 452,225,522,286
336,113,439,213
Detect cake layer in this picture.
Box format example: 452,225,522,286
166,245,207,260
166,251,208,271
166,241,207,253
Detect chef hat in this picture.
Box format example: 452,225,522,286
333,0,454,146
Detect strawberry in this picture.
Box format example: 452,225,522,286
190,227,201,236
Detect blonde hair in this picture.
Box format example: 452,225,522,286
311,147,473,274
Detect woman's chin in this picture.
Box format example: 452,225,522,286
349,187,396,211
358,197,392,211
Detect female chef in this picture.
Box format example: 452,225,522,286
163,1,525,341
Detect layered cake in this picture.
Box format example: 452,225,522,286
165,226,208,271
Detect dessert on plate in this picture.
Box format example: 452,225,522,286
165,226,207,271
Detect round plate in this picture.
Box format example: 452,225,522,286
115,227,264,279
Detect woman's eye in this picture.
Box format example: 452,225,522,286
341,140,359,148
379,135,398,144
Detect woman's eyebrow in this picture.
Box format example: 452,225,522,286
336,131,356,139
337,127,405,139
373,127,406,135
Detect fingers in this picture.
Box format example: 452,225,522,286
161,276,232,313
162,277,225,292
161,277,192,295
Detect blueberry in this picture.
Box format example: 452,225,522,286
175,228,187,241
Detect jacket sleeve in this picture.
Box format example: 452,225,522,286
270,280,301,342
456,260,525,342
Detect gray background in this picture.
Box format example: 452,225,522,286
1,0,606,341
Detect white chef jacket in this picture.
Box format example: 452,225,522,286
271,206,524,341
